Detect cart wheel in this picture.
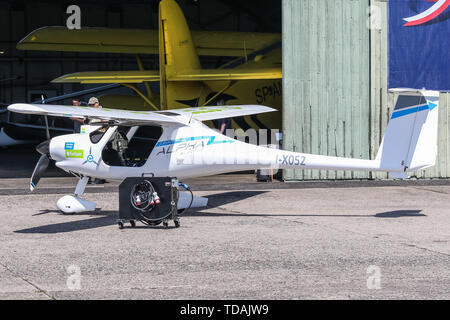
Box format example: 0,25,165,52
174,220,180,228
163,221,169,229
130,220,136,228
118,221,124,229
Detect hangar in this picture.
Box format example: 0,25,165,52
1,0,449,181
283,0,450,181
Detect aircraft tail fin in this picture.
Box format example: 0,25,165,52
159,0,203,109
376,89,440,176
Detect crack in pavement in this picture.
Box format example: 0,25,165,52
411,186,450,195
0,260,55,300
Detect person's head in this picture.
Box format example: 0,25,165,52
72,98,81,106
88,97,100,108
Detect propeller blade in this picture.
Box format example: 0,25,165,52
30,154,50,192
36,139,50,156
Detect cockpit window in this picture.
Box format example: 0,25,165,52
89,126,109,144
102,125,163,167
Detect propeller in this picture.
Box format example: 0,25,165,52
30,96,53,192
30,139,52,192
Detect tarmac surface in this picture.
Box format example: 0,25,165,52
0,174,450,300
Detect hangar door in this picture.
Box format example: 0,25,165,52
282,0,371,180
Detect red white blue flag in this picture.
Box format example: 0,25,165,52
389,0,450,90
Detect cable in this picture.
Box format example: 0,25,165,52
129,179,174,226
130,180,156,212
178,182,194,215
130,180,160,225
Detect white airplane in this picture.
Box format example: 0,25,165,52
7,89,439,219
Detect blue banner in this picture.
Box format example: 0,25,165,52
389,0,450,90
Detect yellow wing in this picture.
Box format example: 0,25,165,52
52,71,160,84
17,27,159,55
17,26,281,57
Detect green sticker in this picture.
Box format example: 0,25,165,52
65,149,84,159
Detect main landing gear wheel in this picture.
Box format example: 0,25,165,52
118,221,124,229
174,219,180,228
130,220,136,228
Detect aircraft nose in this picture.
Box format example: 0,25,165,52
36,139,51,157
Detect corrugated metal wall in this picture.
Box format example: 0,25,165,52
282,0,450,180
282,0,371,180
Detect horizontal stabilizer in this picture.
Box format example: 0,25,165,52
52,68,282,84
52,71,160,84
168,68,282,81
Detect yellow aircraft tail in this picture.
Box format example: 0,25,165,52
157,0,282,135
159,0,205,109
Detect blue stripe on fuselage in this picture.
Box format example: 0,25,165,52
156,136,235,147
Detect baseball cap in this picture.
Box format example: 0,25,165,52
88,97,99,105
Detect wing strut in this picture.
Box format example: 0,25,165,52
122,83,160,111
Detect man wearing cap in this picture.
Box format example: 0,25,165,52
88,96,101,108
85,97,105,125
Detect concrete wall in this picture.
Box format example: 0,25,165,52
282,0,450,180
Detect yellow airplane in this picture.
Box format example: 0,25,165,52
17,0,282,132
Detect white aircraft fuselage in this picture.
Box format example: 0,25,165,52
50,120,383,182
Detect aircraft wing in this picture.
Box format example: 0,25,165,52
157,105,277,121
7,103,181,126
168,68,282,81
17,26,281,57
52,71,160,84
7,103,276,124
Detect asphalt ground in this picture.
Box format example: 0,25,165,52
0,175,449,300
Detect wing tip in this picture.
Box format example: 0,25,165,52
8,103,44,114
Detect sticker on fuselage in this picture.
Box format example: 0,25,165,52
65,149,84,159
276,153,306,166
156,136,235,156
64,142,84,159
